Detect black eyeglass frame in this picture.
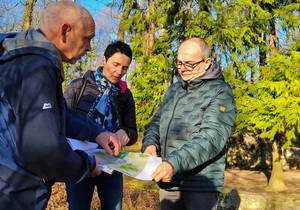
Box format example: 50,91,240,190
176,59,205,71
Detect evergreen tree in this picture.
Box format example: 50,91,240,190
119,0,299,191
118,0,177,132
235,2,299,192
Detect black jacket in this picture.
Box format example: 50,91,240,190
64,70,138,146
0,30,104,210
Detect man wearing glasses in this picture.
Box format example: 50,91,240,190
142,38,236,210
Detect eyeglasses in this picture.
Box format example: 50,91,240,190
176,59,205,71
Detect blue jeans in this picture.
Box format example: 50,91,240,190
66,171,123,210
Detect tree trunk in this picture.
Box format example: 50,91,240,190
267,141,287,192
142,0,156,56
259,32,266,66
269,26,278,55
117,0,133,41
21,0,37,31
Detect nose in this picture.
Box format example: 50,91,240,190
116,67,124,76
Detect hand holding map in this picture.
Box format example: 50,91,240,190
68,138,162,180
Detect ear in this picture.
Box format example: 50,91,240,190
60,23,71,43
102,56,107,66
204,58,211,70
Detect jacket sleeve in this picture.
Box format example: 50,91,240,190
120,89,138,146
63,79,104,141
141,86,175,154
166,87,236,175
66,104,104,142
16,57,95,183
141,108,162,154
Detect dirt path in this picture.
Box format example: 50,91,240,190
47,169,300,210
224,169,300,194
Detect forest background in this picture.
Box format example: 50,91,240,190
0,0,299,194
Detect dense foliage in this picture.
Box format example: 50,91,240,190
117,0,299,190
117,1,300,141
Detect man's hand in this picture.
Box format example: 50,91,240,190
144,145,158,157
95,132,121,156
115,129,130,146
90,156,101,177
152,161,173,182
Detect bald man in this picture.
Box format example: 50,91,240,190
0,1,121,210
142,38,236,210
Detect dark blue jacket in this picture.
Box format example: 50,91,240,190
0,30,104,210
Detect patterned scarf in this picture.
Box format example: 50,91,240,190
87,68,120,132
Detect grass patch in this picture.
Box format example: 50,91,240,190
123,139,159,191
123,140,143,152
124,176,159,191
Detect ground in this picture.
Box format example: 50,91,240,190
46,169,300,210
224,169,300,194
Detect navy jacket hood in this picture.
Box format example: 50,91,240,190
0,29,63,72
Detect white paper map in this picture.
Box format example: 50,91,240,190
67,138,162,181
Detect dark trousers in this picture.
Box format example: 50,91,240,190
66,171,123,210
159,189,219,210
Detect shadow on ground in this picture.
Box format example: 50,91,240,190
47,169,300,210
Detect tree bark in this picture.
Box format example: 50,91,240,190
117,0,133,41
21,0,37,31
142,0,155,56
269,27,278,55
259,32,266,66
267,141,287,192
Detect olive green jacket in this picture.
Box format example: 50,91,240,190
142,62,236,192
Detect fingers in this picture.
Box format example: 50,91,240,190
148,150,157,157
110,134,121,156
152,162,173,182
101,142,113,155
96,132,116,155
96,132,120,156
144,145,158,157
116,129,129,145
152,165,165,182
162,178,172,182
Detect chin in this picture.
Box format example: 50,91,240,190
69,60,77,65
111,79,119,84
182,78,190,81
64,57,77,64
180,75,192,81
111,77,121,83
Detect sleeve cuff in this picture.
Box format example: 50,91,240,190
74,150,96,183
141,141,160,154
165,155,180,175
87,119,106,142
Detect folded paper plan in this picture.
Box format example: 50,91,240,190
68,138,162,180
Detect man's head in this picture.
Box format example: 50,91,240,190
177,38,211,81
39,0,95,64
102,41,132,84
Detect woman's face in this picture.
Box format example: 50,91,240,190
102,52,131,84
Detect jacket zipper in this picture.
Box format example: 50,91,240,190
163,89,188,156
